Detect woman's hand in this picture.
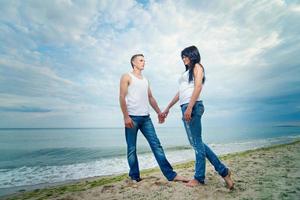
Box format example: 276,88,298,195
184,107,192,122
162,108,169,118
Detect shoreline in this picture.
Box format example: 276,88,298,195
2,139,300,200
1,134,299,196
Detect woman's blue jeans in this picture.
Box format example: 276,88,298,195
125,115,177,181
181,101,228,183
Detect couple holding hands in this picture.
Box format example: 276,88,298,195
119,46,234,189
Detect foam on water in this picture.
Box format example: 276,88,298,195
0,134,299,195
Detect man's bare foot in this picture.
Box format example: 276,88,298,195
172,175,189,182
223,170,234,190
185,179,203,187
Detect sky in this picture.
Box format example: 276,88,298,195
0,0,299,128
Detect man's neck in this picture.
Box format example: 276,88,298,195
132,68,142,76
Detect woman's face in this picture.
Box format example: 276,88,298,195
182,55,191,66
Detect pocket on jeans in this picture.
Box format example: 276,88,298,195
129,118,137,128
193,104,204,116
132,120,138,127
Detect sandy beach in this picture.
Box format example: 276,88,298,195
3,140,300,200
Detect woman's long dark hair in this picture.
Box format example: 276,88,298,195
181,46,205,84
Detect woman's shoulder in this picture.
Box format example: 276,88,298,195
194,63,204,73
195,63,204,69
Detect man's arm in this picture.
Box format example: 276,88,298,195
148,87,161,114
148,86,166,123
119,74,134,128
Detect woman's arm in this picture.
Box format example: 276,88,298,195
166,92,179,110
162,92,179,117
184,64,203,121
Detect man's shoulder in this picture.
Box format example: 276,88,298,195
121,73,131,80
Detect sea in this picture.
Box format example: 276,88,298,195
0,125,300,196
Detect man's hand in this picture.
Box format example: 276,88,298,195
124,116,134,128
184,107,192,122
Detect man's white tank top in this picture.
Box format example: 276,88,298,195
179,70,202,105
126,72,150,116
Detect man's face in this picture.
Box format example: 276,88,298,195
133,56,145,70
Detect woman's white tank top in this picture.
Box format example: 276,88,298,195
178,70,202,105
125,73,150,116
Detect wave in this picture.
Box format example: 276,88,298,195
0,135,299,192
0,145,192,170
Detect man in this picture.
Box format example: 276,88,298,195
119,54,188,182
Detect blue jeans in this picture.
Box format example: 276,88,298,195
181,101,228,183
125,115,177,181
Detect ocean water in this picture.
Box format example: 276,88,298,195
0,125,300,196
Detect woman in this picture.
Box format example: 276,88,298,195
162,46,234,189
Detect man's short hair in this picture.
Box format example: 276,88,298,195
130,54,144,68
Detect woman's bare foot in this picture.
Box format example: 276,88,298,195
223,170,234,190
172,175,189,182
185,179,202,187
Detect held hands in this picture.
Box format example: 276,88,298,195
158,108,169,124
158,112,166,124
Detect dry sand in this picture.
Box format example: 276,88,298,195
3,140,300,200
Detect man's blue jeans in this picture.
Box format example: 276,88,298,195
125,115,177,181
181,101,228,183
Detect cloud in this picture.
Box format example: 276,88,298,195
0,0,299,128
0,106,51,113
